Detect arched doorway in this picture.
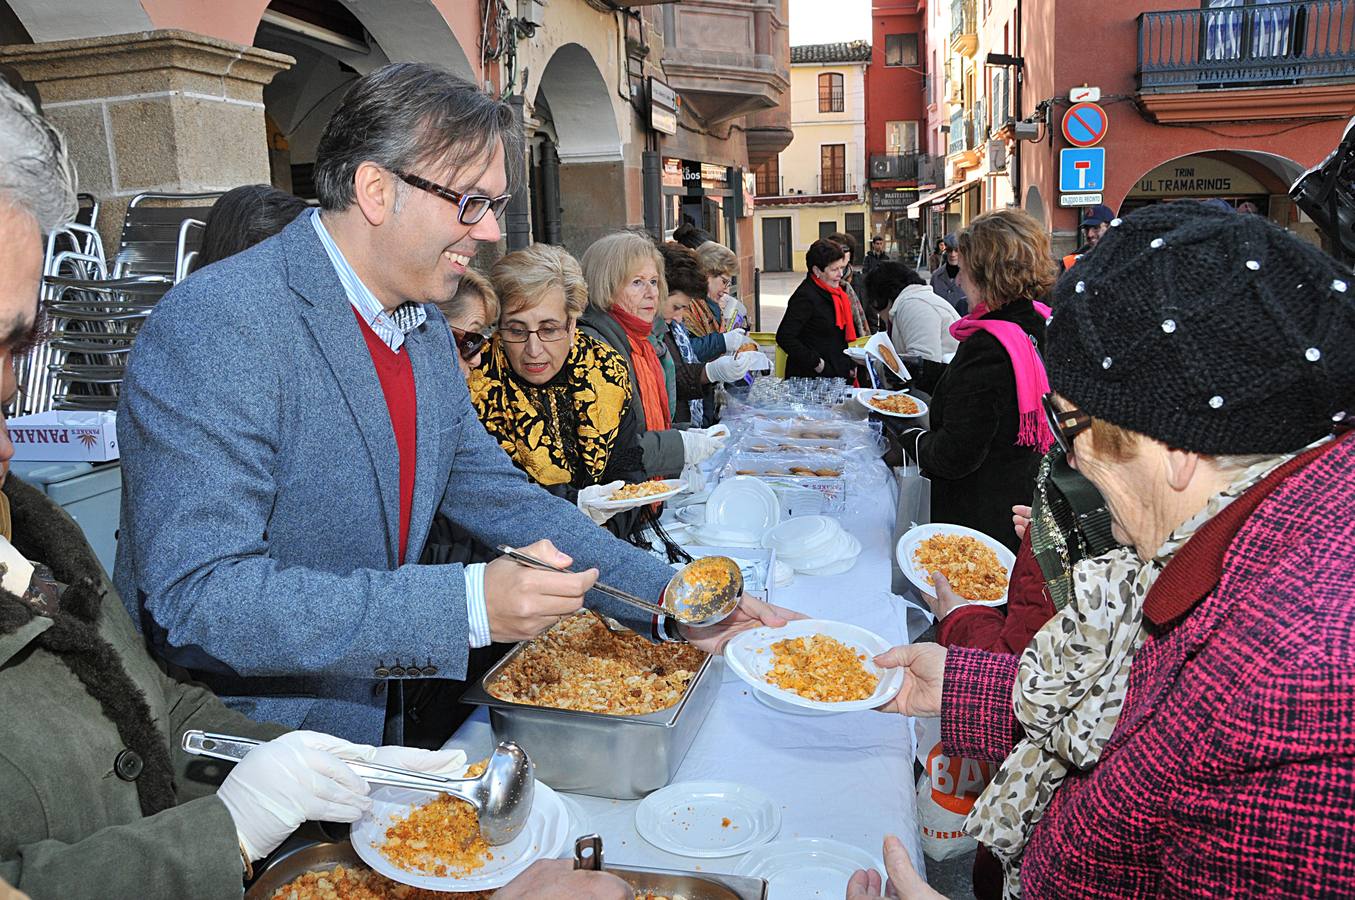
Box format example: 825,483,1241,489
253,0,475,198
530,42,624,254
1123,150,1304,228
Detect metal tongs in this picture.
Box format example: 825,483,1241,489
181,731,534,845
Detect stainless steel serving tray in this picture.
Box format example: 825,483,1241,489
460,643,722,799
246,841,766,900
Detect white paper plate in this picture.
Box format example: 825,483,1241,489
591,478,687,510
895,522,1016,606
844,346,869,363
785,531,858,573
707,476,782,533
689,524,763,547
724,619,904,714
853,388,928,419
761,515,839,557
676,504,708,526
350,780,570,892
734,837,884,899
634,781,781,858
798,544,861,577
752,685,836,717
865,333,910,380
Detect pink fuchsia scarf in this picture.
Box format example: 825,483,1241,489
949,301,1054,452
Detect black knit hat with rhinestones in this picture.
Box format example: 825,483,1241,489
1046,200,1355,454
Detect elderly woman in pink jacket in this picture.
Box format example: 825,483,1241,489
850,201,1355,900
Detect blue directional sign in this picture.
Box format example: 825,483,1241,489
1059,148,1106,193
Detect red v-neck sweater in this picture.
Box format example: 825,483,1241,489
353,307,417,564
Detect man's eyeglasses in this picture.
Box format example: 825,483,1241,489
500,323,570,344
1042,393,1093,455
450,326,491,361
395,171,512,225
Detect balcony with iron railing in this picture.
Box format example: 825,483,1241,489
1137,1,1355,121
869,153,924,181
946,110,980,169
950,0,978,56
816,173,858,195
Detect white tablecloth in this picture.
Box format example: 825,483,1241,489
444,453,930,889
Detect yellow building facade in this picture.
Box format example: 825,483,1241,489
753,41,871,272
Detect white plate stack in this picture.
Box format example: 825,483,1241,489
760,515,862,576
688,476,782,548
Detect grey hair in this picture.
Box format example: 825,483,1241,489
0,81,77,233
312,62,521,212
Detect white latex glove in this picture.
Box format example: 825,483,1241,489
704,351,771,383
576,480,626,524
722,328,749,354
679,429,722,465
218,731,373,861
340,744,469,778
700,423,731,442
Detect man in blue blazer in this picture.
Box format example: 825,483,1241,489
114,63,791,743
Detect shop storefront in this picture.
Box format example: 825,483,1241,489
661,157,741,248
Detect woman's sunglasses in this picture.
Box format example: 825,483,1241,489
1042,393,1093,455
450,326,491,361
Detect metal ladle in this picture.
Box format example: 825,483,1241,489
496,545,743,628
181,731,534,846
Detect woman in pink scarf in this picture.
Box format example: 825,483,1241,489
897,209,1057,552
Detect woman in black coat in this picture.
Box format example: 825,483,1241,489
897,209,1058,553
776,239,859,379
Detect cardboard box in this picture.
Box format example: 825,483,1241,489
685,544,777,605
7,410,118,462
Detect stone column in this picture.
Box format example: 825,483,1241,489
0,29,292,252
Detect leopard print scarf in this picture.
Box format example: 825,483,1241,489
966,447,1309,898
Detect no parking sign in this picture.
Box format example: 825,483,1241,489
1062,102,1108,148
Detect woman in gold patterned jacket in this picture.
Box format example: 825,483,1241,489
468,243,645,525
409,244,648,746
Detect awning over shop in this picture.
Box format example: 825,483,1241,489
905,175,982,219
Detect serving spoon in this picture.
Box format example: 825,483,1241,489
181,731,534,845
496,545,743,628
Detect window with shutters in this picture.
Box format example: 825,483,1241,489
753,156,780,196
818,72,845,112
885,34,919,67
820,144,846,194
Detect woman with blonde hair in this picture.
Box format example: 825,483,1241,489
579,232,726,478
433,267,498,376
896,208,1058,551
467,243,643,511
681,241,749,362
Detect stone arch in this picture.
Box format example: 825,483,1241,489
4,0,153,42
534,42,623,164
527,41,626,254
251,0,476,196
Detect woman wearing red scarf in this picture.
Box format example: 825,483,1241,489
897,209,1058,553
579,232,725,479
777,239,858,379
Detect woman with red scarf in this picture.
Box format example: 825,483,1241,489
896,209,1058,553
777,239,859,379
579,232,726,479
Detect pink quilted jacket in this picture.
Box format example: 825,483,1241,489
941,433,1355,898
